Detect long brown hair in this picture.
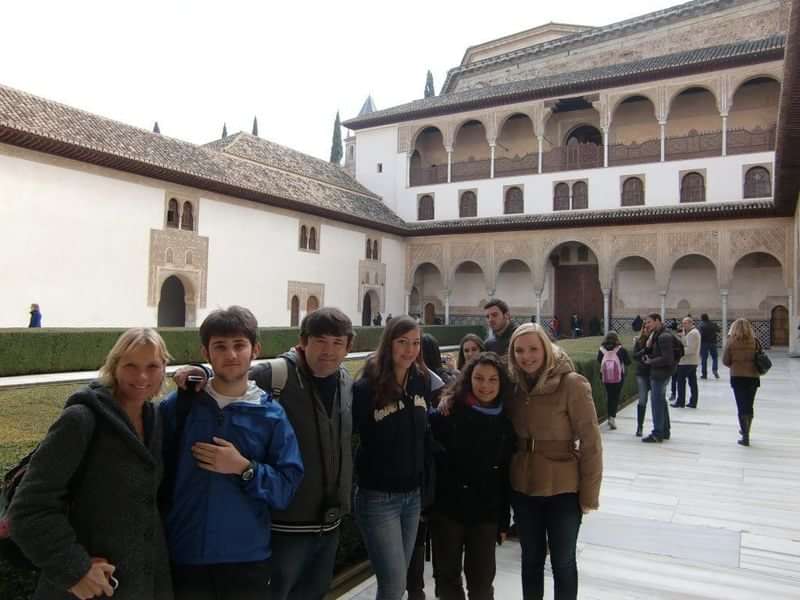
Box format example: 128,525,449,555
456,333,486,370
362,315,426,408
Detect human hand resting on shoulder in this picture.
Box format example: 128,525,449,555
173,365,208,390
69,559,116,599
192,437,250,475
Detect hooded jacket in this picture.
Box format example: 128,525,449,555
160,381,303,565
506,349,603,510
249,348,353,533
10,382,172,600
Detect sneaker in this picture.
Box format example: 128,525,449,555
642,434,662,443
670,401,685,408
608,417,617,430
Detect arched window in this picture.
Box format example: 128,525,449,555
621,177,645,206
553,183,570,211
185,251,193,266
572,181,588,209
743,167,771,198
680,172,705,203
180,202,194,230
167,198,179,228
290,295,300,326
307,295,319,314
299,225,308,249
459,191,477,218
366,239,372,259
308,227,317,251
504,187,523,214
418,195,434,221
165,248,174,264
373,240,379,260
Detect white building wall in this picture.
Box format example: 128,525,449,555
353,125,401,213
381,236,408,316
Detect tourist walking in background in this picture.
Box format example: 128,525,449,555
552,315,561,340
456,333,486,370
484,299,518,357
673,317,701,408
667,320,679,403
723,319,762,446
697,314,720,379
597,331,631,430
632,328,652,437
429,352,515,600
506,323,603,600
10,328,174,600
641,314,679,443
353,316,433,600
28,303,42,328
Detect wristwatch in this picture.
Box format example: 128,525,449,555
240,460,256,482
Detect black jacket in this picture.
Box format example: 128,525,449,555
632,337,650,377
646,328,679,380
484,322,518,357
353,365,431,493
429,404,514,530
697,320,719,346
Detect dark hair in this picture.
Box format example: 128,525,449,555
601,330,621,349
421,333,443,373
200,306,258,347
300,307,354,342
362,315,426,409
457,333,486,370
450,352,512,410
484,298,510,315
647,313,662,322
700,313,710,321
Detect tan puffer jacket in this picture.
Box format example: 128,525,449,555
722,337,760,378
506,349,603,510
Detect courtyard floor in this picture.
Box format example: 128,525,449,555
340,351,800,599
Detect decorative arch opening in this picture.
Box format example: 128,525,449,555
453,120,490,181
157,275,186,327
553,183,570,211
373,240,379,260
496,259,534,312
743,166,772,198
666,87,721,159
307,295,319,314
167,198,179,228
308,227,317,251
180,202,194,231
418,195,434,221
680,172,705,203
451,261,486,310
361,290,379,326
609,95,661,166
496,113,537,177
548,242,602,337
459,190,477,218
666,254,718,317
613,256,657,317
571,181,588,209
728,77,780,154
621,177,645,206
730,252,785,316
290,295,300,326
300,225,308,249
504,186,524,214
366,238,372,259
410,127,447,186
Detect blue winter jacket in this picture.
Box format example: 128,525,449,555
159,382,304,565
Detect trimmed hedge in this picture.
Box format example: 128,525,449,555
0,325,483,377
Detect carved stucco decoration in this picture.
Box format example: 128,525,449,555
148,229,209,317
287,281,325,311
665,77,722,119
607,87,662,123
727,64,783,111
726,227,789,287
666,230,720,262
611,234,658,269
448,241,490,285
407,243,445,288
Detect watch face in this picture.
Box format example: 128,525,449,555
242,467,255,481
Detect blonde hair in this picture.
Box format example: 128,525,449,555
99,328,172,395
508,323,557,382
729,318,755,344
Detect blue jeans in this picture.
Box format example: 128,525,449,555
700,343,718,377
269,529,340,600
512,492,582,600
354,487,421,600
649,376,671,439
636,375,650,408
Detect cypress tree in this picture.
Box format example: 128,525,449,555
222,123,228,138
153,121,161,134
424,70,435,98
252,116,259,137
329,111,343,164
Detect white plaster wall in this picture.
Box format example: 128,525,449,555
353,125,400,213
665,256,719,313
381,236,408,316
0,148,162,327
495,260,536,310
385,152,775,222
728,255,785,311
614,258,658,311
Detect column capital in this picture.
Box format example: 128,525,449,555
720,289,729,297
658,120,667,127
601,288,611,296
445,146,453,154
443,288,452,298
659,291,668,298
534,289,543,299
487,288,496,297
720,112,729,119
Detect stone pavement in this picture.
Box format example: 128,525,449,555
340,350,800,599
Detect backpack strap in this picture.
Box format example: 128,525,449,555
268,358,289,399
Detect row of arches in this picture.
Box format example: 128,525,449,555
366,238,380,260
167,198,194,231
410,77,780,185
299,225,318,251
289,294,320,326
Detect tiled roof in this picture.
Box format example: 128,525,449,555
0,84,406,232
344,35,784,130
203,132,377,196
442,0,748,92
405,200,777,235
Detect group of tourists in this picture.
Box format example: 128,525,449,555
6,296,766,600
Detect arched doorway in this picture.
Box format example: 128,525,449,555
157,276,186,327
424,302,436,325
307,295,319,314
362,293,372,326
771,306,789,346
290,295,300,327
548,242,602,336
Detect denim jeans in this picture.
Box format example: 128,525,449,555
354,487,421,600
649,376,671,439
636,375,650,409
512,492,582,600
677,365,698,406
700,343,719,377
269,529,340,600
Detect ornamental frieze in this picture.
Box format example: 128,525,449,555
666,230,719,260
728,228,786,264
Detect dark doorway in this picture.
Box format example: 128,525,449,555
290,296,300,327
566,125,603,146
771,305,789,346
424,303,436,325
553,264,603,336
157,276,186,327
362,293,372,326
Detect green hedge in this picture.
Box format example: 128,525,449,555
0,325,483,377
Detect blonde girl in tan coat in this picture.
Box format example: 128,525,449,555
722,318,761,446
506,323,602,600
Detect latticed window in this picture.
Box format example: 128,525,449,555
366,239,372,259
743,167,771,198
553,183,570,211
418,195,434,220
505,187,524,214
459,191,477,218
167,198,179,228
572,181,588,209
621,177,644,206
680,172,705,203
181,202,194,230
299,225,308,249
308,227,317,251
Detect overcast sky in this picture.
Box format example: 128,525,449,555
2,0,683,160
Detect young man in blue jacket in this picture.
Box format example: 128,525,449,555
160,306,304,600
